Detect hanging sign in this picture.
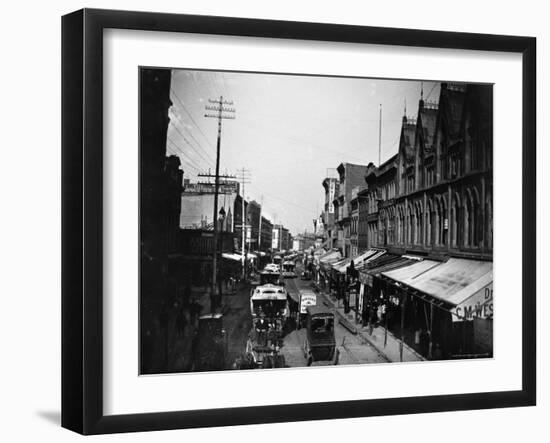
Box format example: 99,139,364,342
299,292,317,314
358,284,365,313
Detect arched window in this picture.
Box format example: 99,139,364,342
464,189,480,248
432,200,439,246
485,193,493,250
464,195,470,247
425,200,432,246
396,206,402,244
438,197,447,246
471,189,480,247
415,203,423,245
407,206,414,245
451,194,460,248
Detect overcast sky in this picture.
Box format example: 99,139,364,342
167,69,439,235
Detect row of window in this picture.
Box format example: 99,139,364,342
357,187,492,251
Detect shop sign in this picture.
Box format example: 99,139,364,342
452,283,493,322
300,292,317,314
358,284,364,313
349,288,356,308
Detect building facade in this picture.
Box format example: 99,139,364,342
355,82,493,360
321,177,339,249
260,216,273,253
247,200,262,252
332,162,368,258
371,83,493,259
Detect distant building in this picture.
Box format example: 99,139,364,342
272,225,280,251
321,176,339,249
260,216,273,253
272,224,291,251
293,232,316,251
179,181,239,231
332,162,369,258
247,200,262,251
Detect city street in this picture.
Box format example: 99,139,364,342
219,265,386,370
281,267,387,367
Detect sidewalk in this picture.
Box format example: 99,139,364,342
319,289,425,363
193,282,250,315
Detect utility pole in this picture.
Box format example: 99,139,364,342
378,103,382,167
258,195,263,253
204,96,235,313
236,168,251,279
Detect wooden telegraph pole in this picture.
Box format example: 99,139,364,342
236,168,251,280
204,96,235,313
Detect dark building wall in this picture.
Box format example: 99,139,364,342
140,68,191,374
140,68,175,257
260,216,273,252
247,200,262,250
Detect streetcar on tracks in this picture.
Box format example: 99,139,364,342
258,269,284,286
282,260,297,278
245,284,289,368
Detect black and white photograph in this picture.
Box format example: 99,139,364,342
140,67,493,374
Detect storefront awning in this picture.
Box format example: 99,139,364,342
313,247,327,256
405,258,493,305
331,257,351,272
381,259,442,285
332,249,383,273
359,256,415,286
318,249,341,264
382,257,493,321
222,253,243,262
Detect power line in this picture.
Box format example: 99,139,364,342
170,88,217,151
169,108,215,164
169,121,216,169
166,138,203,174
169,103,217,165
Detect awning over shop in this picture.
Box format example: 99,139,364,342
331,257,351,272
406,257,492,304
381,259,442,285
332,249,383,273
318,250,342,271
222,253,242,262
318,249,341,264
358,255,415,286
449,272,493,322
382,257,493,321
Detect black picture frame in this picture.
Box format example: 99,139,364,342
61,8,536,435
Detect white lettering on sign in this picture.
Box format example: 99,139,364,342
329,182,335,214
452,283,493,322
300,293,317,314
